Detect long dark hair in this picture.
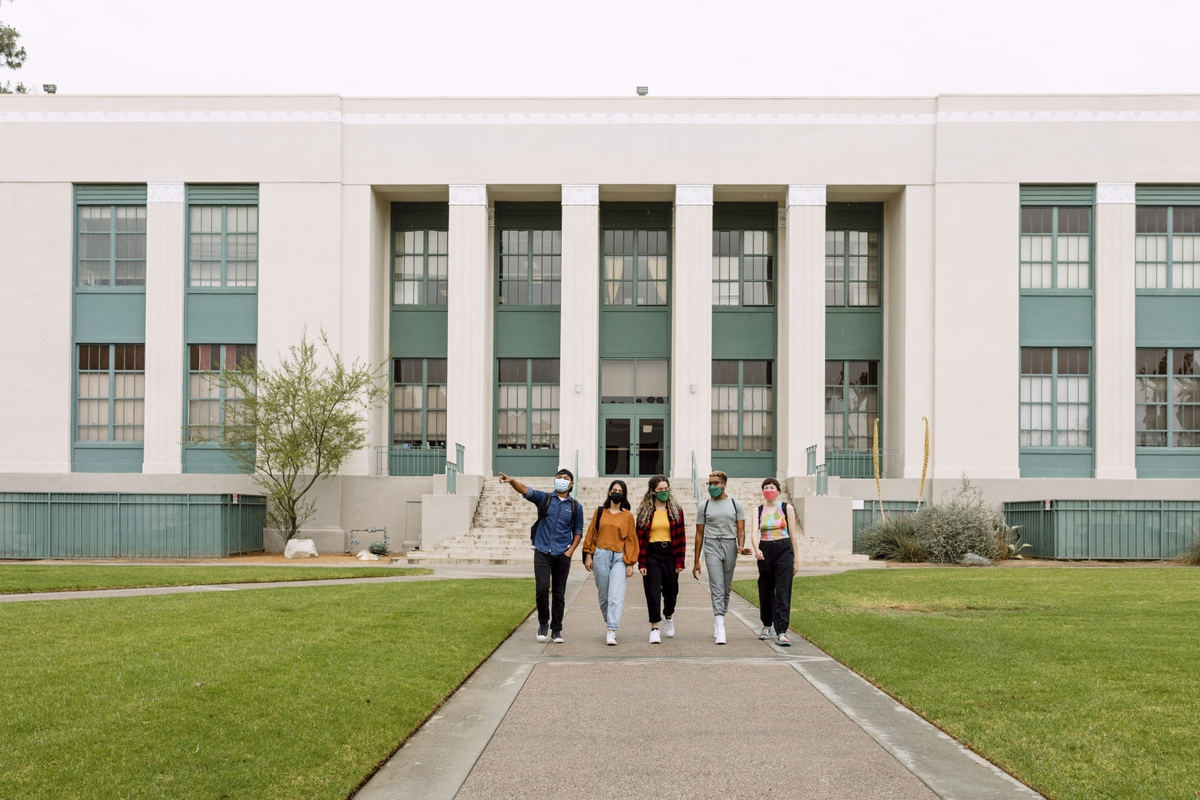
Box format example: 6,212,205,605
605,479,631,511
636,475,681,527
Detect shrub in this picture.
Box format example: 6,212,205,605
862,514,927,562
1175,528,1200,566
994,520,1032,561
911,477,1003,564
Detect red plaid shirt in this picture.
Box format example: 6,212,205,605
636,506,688,571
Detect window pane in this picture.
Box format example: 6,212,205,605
635,359,669,403
600,360,635,404
712,360,739,385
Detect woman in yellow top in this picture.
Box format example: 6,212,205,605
635,475,687,644
583,480,639,646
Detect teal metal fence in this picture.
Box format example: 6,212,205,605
806,445,817,476
1004,500,1200,560
0,493,266,559
851,500,921,554
376,445,447,476
828,449,899,479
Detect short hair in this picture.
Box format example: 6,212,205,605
556,468,574,482
709,470,728,484
761,477,781,491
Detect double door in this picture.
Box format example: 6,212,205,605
604,416,666,477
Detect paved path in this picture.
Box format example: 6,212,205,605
357,567,1043,800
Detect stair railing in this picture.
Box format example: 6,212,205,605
571,450,579,499
446,442,464,495
691,450,702,505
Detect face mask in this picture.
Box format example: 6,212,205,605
762,488,780,501
554,478,570,493
708,484,723,499
655,490,670,503
608,492,625,506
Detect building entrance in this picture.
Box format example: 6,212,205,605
604,416,665,477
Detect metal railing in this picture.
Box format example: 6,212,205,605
375,445,447,477
806,445,817,476
815,464,828,496
691,451,703,505
571,450,579,499
827,449,899,480
1005,499,1200,560
445,443,465,495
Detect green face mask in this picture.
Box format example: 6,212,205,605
655,490,670,503
707,484,724,498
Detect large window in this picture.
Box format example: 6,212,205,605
1136,348,1199,447
1020,207,1091,290
187,345,256,441
1136,207,1200,290
497,359,559,450
78,205,146,287
394,230,448,306
1020,348,1091,447
76,345,144,442
600,359,669,405
393,358,447,449
712,360,773,452
824,361,878,452
825,231,879,307
712,230,774,306
603,230,668,306
499,230,561,305
189,206,258,288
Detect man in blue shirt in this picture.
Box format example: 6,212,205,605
500,469,583,643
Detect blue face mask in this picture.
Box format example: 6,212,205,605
554,478,571,493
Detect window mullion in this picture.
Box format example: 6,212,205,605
841,360,850,451
421,360,429,448
1051,348,1059,443
1051,208,1059,290
736,361,745,452
1167,208,1175,289
526,360,534,449
107,345,116,443
109,206,118,286
1166,349,1174,446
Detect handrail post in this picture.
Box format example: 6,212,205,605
806,445,816,476
571,449,579,499
691,450,702,505
815,464,828,496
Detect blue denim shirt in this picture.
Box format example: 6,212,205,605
525,488,583,556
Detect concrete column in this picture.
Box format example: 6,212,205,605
142,182,186,474
559,185,600,478
781,185,827,478
1094,183,1137,479
446,185,492,476
671,185,713,478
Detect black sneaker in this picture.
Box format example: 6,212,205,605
552,630,564,643
537,624,549,642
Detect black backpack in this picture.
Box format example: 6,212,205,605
530,493,581,547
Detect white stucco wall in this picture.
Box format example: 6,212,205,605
1094,195,1137,479
142,190,185,474
672,187,713,477
559,188,600,477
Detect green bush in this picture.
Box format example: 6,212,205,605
863,477,1003,564
1175,528,1200,566
862,514,926,562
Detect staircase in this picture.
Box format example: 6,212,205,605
406,477,874,567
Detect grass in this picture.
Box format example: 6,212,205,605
734,569,1200,800
0,565,432,595
0,578,533,799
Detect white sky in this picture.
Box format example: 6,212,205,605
4,0,1199,98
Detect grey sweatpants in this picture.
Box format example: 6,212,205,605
703,537,739,616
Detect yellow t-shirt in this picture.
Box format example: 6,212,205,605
649,509,671,543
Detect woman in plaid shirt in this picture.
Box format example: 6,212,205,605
635,475,688,644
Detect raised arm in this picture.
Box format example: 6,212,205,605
499,473,529,497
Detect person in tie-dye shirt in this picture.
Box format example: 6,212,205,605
749,477,800,646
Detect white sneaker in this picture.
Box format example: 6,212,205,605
663,618,675,638
715,627,727,645
649,628,661,644
715,616,726,645
606,630,617,646
713,616,722,639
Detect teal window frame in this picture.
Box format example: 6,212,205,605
602,229,670,307
1020,206,1093,293
1136,347,1199,448
711,360,773,452
496,358,560,450
393,230,449,307
75,344,145,443
712,230,774,307
392,358,447,449
186,344,256,442
498,229,562,306
1020,347,1092,449
825,230,880,307
76,205,146,289
824,360,880,452
1135,207,1200,292
188,206,259,289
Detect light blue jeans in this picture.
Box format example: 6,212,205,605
592,548,628,631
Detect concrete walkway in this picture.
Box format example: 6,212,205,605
357,566,1043,800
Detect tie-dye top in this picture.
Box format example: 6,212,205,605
758,503,789,541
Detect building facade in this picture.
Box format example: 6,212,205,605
2,94,1198,548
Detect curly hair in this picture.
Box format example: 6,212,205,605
635,474,682,528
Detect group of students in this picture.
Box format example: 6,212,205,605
498,468,801,647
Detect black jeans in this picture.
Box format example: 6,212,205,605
757,538,794,633
534,550,572,631
641,542,679,624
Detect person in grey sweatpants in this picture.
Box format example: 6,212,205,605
692,470,749,645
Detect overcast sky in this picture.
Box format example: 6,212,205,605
3,0,1198,98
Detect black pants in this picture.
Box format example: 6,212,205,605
534,550,572,631
757,538,794,633
641,542,679,624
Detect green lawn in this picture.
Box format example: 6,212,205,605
735,569,1200,800
0,579,533,799
0,565,432,594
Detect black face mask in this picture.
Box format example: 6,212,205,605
608,493,625,506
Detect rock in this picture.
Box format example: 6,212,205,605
284,538,319,559
356,549,381,561
960,552,993,567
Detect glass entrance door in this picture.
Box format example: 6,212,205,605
604,416,665,476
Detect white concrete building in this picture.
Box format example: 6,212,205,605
1,94,1198,556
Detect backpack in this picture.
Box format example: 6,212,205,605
700,496,743,527
756,502,789,534
530,492,581,548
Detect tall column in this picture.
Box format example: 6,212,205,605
142,182,186,474
1094,183,1137,479
446,185,492,476
671,185,713,478
559,185,600,478
781,185,826,478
